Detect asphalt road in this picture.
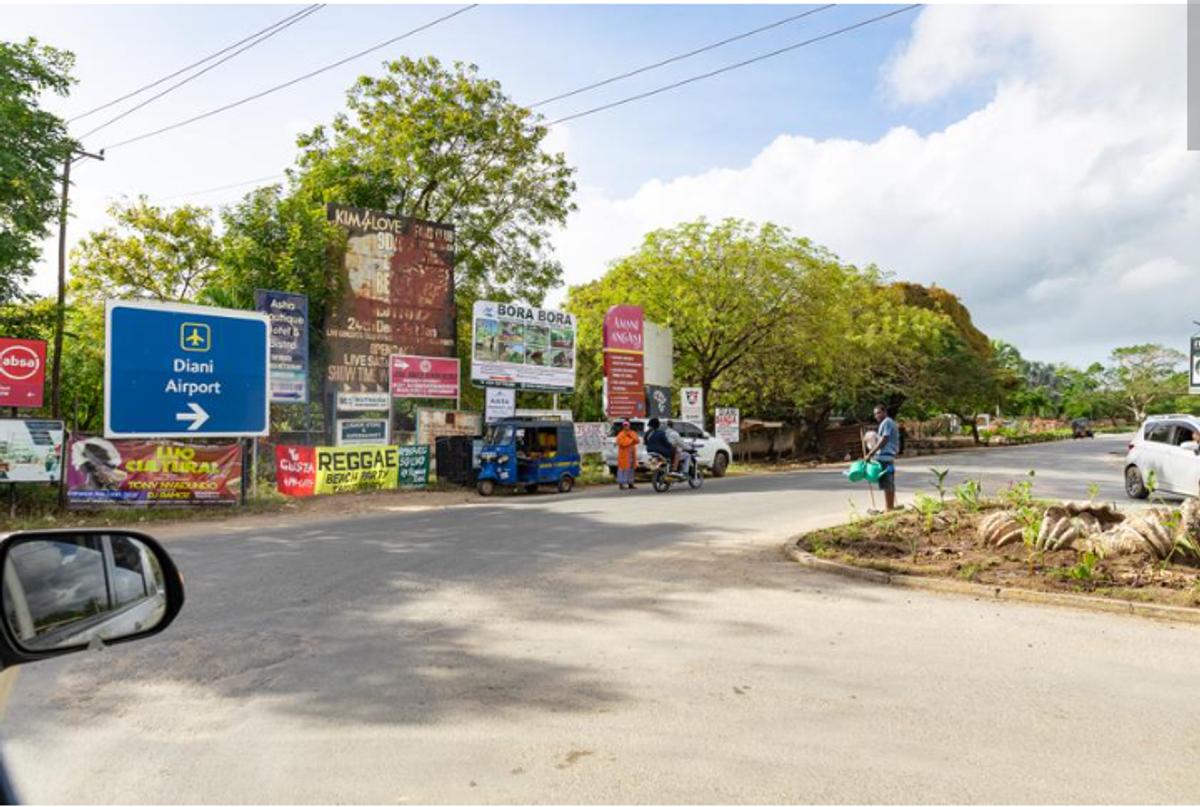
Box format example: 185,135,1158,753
5,435,1200,804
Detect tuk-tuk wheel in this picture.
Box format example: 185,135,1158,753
525,483,539,494
477,479,496,496
557,475,574,493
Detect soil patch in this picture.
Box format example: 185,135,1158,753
797,501,1200,609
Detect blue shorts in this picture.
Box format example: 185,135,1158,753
876,460,895,491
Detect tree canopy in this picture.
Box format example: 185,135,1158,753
0,38,75,303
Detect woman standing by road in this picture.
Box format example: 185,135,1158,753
616,420,640,490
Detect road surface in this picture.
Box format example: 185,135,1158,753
5,435,1200,803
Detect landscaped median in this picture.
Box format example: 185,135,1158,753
786,483,1200,621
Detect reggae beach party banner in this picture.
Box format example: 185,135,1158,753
470,301,576,392
67,437,241,507
275,444,402,496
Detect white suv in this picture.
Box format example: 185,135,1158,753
1124,414,1200,499
603,418,733,477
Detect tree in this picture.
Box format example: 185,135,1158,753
567,218,825,416
1105,344,1187,422
292,56,576,302
0,38,75,303
70,197,219,302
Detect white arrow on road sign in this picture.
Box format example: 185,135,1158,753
175,402,210,431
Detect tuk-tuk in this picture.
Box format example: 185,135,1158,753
476,418,581,496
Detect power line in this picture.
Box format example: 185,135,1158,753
147,5,919,204
157,173,288,202
68,5,323,123
529,4,836,108
100,5,478,152
78,5,325,140
549,4,921,126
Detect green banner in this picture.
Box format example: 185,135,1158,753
397,445,429,488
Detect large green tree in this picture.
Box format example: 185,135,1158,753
71,197,219,302
0,38,75,302
292,56,576,302
1105,343,1186,422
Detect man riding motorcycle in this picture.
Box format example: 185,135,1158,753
645,418,691,476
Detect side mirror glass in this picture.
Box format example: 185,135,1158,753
1183,441,1200,454
0,530,183,660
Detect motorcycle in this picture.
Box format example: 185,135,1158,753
649,446,703,493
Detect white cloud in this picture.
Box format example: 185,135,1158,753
551,5,1198,366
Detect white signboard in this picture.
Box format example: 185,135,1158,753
1191,336,1200,395
485,387,516,424
471,301,576,392
681,387,704,428
0,419,64,482
574,422,610,455
336,391,390,412
335,419,390,446
715,407,740,444
644,321,674,388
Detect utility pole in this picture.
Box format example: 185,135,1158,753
51,146,104,418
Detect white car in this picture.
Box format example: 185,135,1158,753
603,418,733,477
1124,414,1200,499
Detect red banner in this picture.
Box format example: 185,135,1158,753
389,355,460,399
67,437,241,507
605,352,646,418
275,445,317,497
603,305,644,353
0,338,46,409
604,305,645,418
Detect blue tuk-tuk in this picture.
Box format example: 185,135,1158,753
476,418,581,496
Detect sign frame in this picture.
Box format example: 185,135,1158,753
1191,335,1200,395
104,299,270,439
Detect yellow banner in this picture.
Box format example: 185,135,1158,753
314,446,399,494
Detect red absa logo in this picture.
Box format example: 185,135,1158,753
0,345,41,381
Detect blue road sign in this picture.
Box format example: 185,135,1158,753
105,300,270,438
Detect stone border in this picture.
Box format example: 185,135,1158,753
784,536,1200,626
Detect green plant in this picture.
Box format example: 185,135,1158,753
1001,472,1036,510
930,467,950,503
1067,550,1100,583
1015,502,1043,574
1086,482,1100,504
953,479,982,512
959,563,981,582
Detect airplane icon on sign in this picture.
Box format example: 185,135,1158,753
180,322,211,352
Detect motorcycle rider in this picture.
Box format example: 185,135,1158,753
665,420,692,476
644,418,678,472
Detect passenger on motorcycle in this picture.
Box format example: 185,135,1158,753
646,418,690,476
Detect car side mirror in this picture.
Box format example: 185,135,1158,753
0,529,184,669
1182,441,1200,454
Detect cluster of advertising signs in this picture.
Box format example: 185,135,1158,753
0,203,752,514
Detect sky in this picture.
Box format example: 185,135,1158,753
6,3,1197,368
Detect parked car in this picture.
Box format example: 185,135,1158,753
1124,414,1200,499
602,418,733,478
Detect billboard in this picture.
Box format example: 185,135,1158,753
643,321,673,389
485,387,516,424
275,445,317,497
66,436,241,506
255,290,309,403
0,419,63,482
470,301,575,392
397,445,430,487
335,419,390,446
1192,336,1200,395
646,385,671,419
574,422,609,455
604,305,645,419
325,204,456,395
715,407,740,444
390,355,459,400
681,387,704,428
0,338,46,409
416,409,483,446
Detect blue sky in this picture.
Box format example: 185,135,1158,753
7,4,1197,366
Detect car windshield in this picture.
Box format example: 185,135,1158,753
485,424,514,445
